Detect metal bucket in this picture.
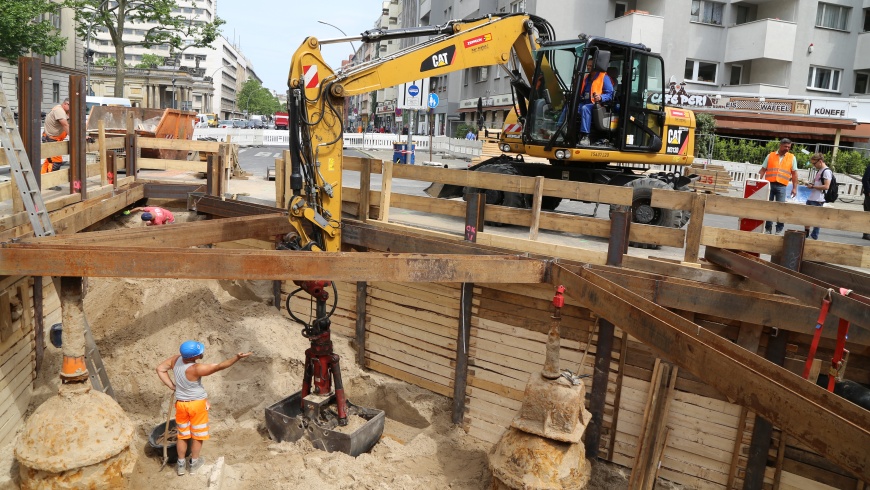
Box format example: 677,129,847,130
148,420,191,464
265,391,385,457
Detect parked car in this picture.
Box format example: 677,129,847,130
218,119,234,128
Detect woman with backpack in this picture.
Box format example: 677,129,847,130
804,153,832,240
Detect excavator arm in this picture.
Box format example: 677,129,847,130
283,13,550,252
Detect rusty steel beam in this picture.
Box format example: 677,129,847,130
21,214,292,248
0,245,548,283
342,221,503,256
551,265,870,483
705,247,870,330
190,194,285,218
69,75,87,200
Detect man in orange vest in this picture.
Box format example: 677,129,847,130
578,58,614,147
41,99,70,173
757,138,799,235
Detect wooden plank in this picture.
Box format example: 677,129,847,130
466,385,523,412
138,137,221,152
779,470,839,490
364,357,452,397
367,324,455,359
368,287,460,318
138,157,207,172
467,372,525,401
0,292,10,342
365,338,454,379
378,160,393,222
0,369,34,446
683,193,706,263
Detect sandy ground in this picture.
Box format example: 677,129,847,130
0,209,644,489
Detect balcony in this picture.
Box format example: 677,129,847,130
857,32,870,71
725,19,796,63
604,12,664,54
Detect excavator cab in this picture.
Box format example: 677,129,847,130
523,38,666,153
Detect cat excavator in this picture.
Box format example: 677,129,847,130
267,12,697,456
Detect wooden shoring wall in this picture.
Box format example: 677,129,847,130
0,277,37,447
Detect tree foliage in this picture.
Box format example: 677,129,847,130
135,53,163,68
237,79,281,116
66,0,225,95
0,0,68,62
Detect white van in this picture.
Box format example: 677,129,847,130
85,96,132,112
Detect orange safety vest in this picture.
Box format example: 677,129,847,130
764,151,794,186
581,72,605,101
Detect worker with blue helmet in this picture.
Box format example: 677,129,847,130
156,341,252,476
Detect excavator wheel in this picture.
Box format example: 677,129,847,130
464,162,528,205
610,178,683,249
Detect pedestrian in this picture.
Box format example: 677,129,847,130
803,153,831,240
757,138,799,235
465,129,476,140
41,98,71,174
156,341,252,476
128,206,175,226
862,163,870,240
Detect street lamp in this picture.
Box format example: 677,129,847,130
85,0,111,97
206,66,223,116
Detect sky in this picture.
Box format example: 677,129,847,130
216,0,389,93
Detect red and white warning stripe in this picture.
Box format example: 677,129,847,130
738,179,770,233
504,123,522,133
303,65,319,89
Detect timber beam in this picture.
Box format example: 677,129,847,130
21,214,292,248
190,194,287,217
706,247,870,331
800,261,870,297
583,264,870,346
551,265,870,483
0,245,548,283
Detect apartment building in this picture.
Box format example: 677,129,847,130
397,0,870,141
86,0,259,117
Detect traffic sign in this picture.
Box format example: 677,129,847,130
428,93,439,109
408,84,420,97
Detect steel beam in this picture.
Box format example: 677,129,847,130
190,194,285,218
0,245,548,283
143,183,206,200
551,265,870,483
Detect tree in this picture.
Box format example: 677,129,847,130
237,79,281,116
135,53,163,69
0,0,67,62
67,0,224,97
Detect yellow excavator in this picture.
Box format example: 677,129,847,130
268,13,697,455
283,13,697,255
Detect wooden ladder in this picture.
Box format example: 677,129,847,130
1,91,116,399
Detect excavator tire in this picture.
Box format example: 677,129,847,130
610,177,682,249
674,185,692,228
464,162,528,209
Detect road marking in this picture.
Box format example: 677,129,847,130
254,152,276,157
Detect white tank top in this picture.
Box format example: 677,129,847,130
173,357,208,401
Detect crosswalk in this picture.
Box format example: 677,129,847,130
238,148,285,159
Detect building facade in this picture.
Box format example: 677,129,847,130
388,0,870,141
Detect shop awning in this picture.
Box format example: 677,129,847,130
697,109,870,143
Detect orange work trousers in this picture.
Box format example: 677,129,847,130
41,131,67,174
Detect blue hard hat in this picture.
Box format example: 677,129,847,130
141,212,153,221
180,340,204,359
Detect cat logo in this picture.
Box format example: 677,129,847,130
420,46,456,72
666,126,689,155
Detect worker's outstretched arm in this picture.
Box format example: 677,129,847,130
192,352,253,377
156,354,180,391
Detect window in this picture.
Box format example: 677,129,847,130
476,67,487,82
691,1,724,25
510,0,526,13
729,65,742,85
615,2,627,17
863,8,870,32
807,65,842,91
816,3,850,30
855,72,869,94
464,69,469,86
52,83,60,103
685,60,717,83
736,5,751,25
